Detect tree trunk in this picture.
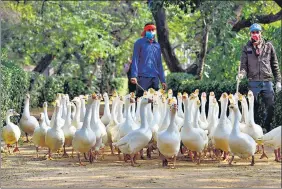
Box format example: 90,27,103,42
152,4,183,72
56,53,71,75
73,52,87,82
32,54,54,73
196,19,210,80
151,2,198,75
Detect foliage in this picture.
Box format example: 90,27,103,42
0,58,30,127
166,72,195,93
0,61,126,127
273,91,282,126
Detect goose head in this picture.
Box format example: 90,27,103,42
112,90,118,98
228,94,235,104
247,90,254,101
201,92,207,102
6,109,20,117
103,92,109,101
43,102,48,109
25,93,30,99
39,113,45,123
130,97,135,104
97,93,103,101
159,88,165,95
209,92,215,101
219,92,228,101
194,89,200,97
149,88,155,95
161,96,166,103
177,92,182,99
130,92,135,98
196,99,201,107
143,90,148,97
91,93,98,100
71,97,81,104
167,89,173,98
169,102,178,115
182,92,188,104
141,97,153,105
229,102,239,114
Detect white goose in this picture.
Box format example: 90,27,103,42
157,102,181,168
181,94,208,164
228,93,242,123
177,92,184,119
207,92,215,124
228,102,256,166
238,94,249,132
261,126,281,162
19,93,39,142
2,109,21,153
96,94,108,154
199,92,209,131
134,97,142,124
79,95,86,123
101,92,111,126
90,94,103,160
61,102,77,157
71,97,83,129
158,98,172,132
244,90,267,158
106,95,119,155
43,102,51,126
72,95,96,165
113,97,153,166
45,101,65,159
33,113,49,157
151,97,161,142
213,93,232,159
118,96,139,139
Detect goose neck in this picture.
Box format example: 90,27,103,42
6,115,11,124
140,103,149,129
167,110,176,132
231,108,241,134
82,101,93,129
23,98,30,117
220,98,228,120
248,98,256,124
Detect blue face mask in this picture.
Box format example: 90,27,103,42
145,31,155,40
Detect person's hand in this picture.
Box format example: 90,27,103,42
161,83,167,90
131,78,137,84
276,82,281,93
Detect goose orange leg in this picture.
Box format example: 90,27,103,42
259,145,268,159
13,142,20,153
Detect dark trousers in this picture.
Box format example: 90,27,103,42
128,80,136,93
248,81,275,132
136,76,159,97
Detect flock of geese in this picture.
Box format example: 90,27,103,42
2,88,281,168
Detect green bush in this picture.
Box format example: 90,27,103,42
166,72,195,94
110,77,128,96
273,91,282,126
63,77,91,100
0,62,30,127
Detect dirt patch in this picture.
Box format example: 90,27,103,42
1,139,281,188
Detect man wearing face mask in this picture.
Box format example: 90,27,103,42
130,22,167,97
238,23,281,132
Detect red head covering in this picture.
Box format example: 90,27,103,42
141,24,156,37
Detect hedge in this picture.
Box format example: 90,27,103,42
0,62,127,127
